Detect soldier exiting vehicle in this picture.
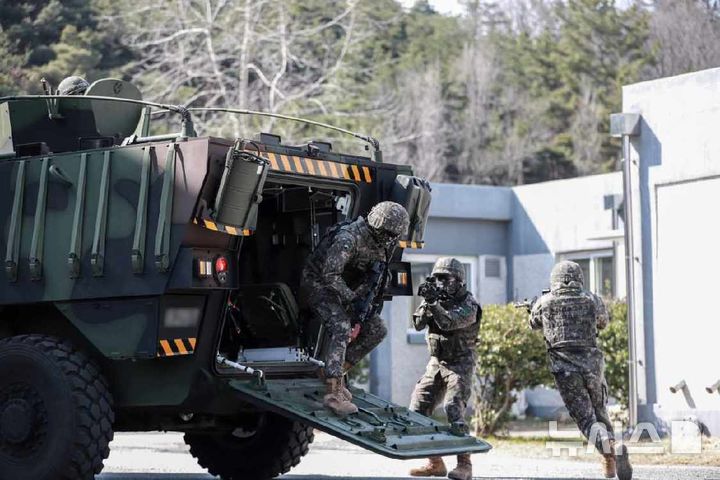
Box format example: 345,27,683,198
408,257,481,480
529,261,632,480
300,201,410,417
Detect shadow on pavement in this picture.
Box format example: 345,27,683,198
99,475,212,479
283,477,591,480
100,473,631,480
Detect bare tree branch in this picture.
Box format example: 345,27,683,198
112,0,370,142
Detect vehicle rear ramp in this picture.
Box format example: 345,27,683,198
228,377,492,459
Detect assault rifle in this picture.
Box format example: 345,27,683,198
353,261,389,323
417,276,450,304
513,288,550,313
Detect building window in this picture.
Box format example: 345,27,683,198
598,256,613,297
484,257,501,278
559,251,614,298
411,262,436,315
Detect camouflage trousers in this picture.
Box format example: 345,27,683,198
409,356,473,425
553,369,614,454
308,294,387,378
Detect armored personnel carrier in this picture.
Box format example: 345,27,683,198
0,79,490,480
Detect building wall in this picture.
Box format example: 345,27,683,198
623,67,720,434
374,176,627,407
510,173,624,300
371,66,720,435
427,183,513,222
371,184,512,403
506,173,626,414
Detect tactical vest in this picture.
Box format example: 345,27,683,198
541,291,597,349
427,294,481,361
304,218,386,291
315,219,353,253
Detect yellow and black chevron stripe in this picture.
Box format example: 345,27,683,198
399,240,425,249
158,337,197,357
256,151,373,184
193,218,253,236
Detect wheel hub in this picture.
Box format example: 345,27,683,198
0,383,47,458
0,399,33,444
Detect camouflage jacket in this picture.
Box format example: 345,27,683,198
530,287,609,373
413,291,481,362
301,217,390,305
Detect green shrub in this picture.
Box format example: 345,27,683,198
598,300,629,407
473,300,630,436
348,356,370,385
473,304,553,436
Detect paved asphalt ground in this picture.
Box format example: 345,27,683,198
100,432,720,480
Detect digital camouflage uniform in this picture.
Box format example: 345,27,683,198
530,263,613,455
408,257,481,480
409,290,481,425
301,202,409,418
301,202,408,380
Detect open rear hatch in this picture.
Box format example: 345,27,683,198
227,377,492,459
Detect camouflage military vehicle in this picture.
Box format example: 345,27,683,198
0,79,491,480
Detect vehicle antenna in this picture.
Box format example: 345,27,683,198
187,107,382,161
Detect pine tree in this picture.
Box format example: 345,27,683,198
0,0,131,95
481,0,652,184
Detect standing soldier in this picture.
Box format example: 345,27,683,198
408,257,481,480
300,201,410,417
529,261,632,480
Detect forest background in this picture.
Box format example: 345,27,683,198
2,0,719,185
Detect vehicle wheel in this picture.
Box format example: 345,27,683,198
0,334,114,480
185,412,314,479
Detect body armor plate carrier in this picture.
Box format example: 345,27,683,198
541,292,597,349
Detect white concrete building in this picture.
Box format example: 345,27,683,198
371,175,628,415
371,67,720,436
620,67,720,435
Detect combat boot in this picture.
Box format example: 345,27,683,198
318,368,352,401
447,453,472,480
601,452,616,478
341,362,355,401
323,378,358,417
409,456,446,477
615,443,633,480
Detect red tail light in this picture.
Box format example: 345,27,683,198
215,256,228,273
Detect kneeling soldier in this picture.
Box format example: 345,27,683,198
530,261,632,480
408,257,481,480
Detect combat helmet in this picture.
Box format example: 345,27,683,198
432,257,466,283
550,261,584,291
367,201,410,238
57,76,90,96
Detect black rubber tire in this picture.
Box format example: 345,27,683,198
185,413,314,479
0,334,114,480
